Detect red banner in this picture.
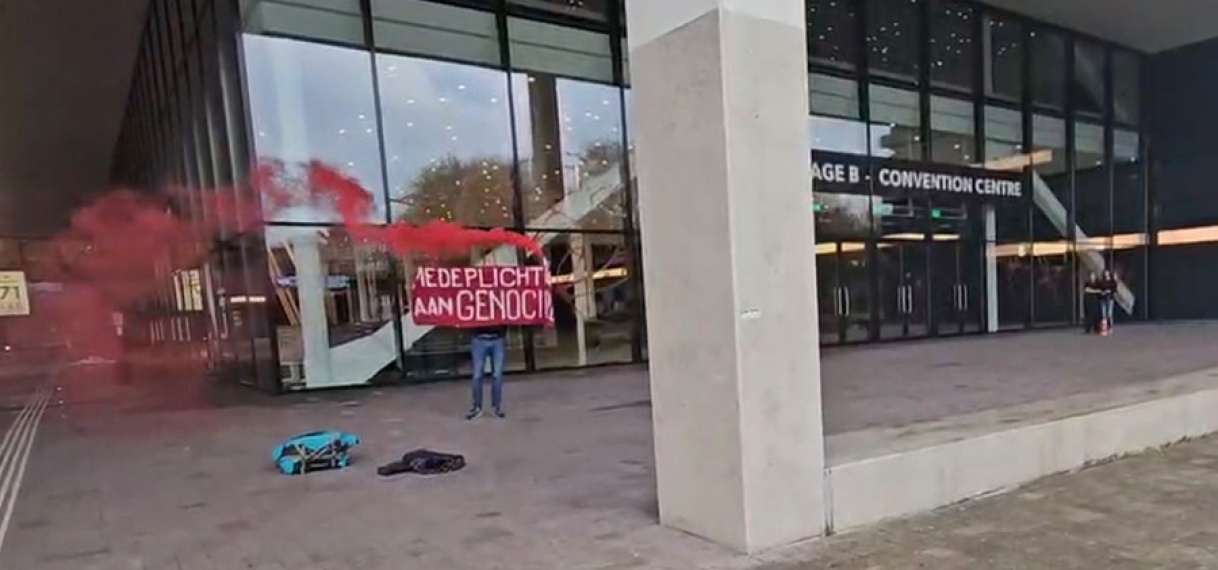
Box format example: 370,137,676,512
410,266,554,328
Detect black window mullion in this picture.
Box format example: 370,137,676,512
1064,36,1078,323
494,0,537,373
1020,18,1034,328
1103,47,1115,265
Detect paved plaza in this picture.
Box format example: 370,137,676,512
3,323,1218,568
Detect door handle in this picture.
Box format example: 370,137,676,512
962,285,969,312
904,286,914,315
897,286,905,314
843,287,851,316
835,287,845,316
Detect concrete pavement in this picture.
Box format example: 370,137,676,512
4,324,1218,568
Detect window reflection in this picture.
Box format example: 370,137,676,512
986,15,1022,100
243,34,386,223
1029,28,1066,109
867,0,922,81
1073,41,1107,118
808,0,859,70
929,0,974,91
512,75,626,231
930,95,974,165
536,233,634,369
1112,51,1140,125
508,0,609,22
377,55,516,228
869,84,921,160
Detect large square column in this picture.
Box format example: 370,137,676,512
625,0,825,553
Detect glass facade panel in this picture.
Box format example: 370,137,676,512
1029,28,1066,109
1112,51,1140,125
867,0,922,81
243,35,386,223
869,84,921,160
929,95,975,165
110,0,1152,392
1073,40,1107,119
377,54,515,227
929,0,975,92
807,0,859,70
985,14,1022,101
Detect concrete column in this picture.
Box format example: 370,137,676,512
984,205,999,332
626,0,825,553
292,233,333,386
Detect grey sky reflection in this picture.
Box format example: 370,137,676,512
244,34,626,225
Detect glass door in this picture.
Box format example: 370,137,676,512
928,201,985,336
817,241,872,345
876,238,930,340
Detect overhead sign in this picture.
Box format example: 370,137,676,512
0,271,30,317
810,150,1026,202
411,266,554,328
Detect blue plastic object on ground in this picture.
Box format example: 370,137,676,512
272,431,361,476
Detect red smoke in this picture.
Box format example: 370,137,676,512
17,160,541,376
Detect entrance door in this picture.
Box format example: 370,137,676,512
929,238,984,335
817,241,872,344
928,201,985,336
876,239,929,340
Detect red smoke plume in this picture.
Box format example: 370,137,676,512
18,160,541,372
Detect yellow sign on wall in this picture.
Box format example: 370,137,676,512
0,271,31,317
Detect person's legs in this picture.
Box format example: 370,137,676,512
1102,298,1114,328
468,337,489,417
490,337,506,415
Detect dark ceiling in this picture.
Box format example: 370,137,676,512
0,0,148,237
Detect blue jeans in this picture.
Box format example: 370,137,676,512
1101,298,1115,325
471,335,506,410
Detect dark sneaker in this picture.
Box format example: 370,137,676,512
493,407,506,419
465,407,483,420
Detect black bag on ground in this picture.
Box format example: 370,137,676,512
377,449,466,476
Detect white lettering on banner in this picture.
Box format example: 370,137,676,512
875,168,1022,198
811,162,864,184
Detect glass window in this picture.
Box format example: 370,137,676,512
1073,40,1106,118
809,73,860,119
807,0,859,70
510,19,624,231
929,0,974,91
1073,121,1108,242
535,233,634,369
867,0,922,81
1029,28,1066,109
1113,51,1140,125
508,17,613,83
1112,129,1144,233
377,54,515,228
243,0,364,47
508,0,610,22
929,95,974,165
243,35,386,223
983,105,1022,164
869,84,921,160
371,0,499,67
1030,113,1068,246
985,14,1021,101
512,75,627,231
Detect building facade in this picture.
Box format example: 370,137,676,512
110,0,1151,391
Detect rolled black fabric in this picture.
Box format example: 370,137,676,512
377,449,466,476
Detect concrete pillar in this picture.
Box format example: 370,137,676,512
625,0,825,553
293,233,333,386
984,205,999,333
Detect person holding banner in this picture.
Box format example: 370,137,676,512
466,324,508,419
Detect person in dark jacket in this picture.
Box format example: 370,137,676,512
1082,273,1103,334
466,325,508,419
1099,269,1118,333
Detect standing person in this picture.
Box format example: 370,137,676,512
1099,269,1118,333
466,325,508,420
1082,273,1102,334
